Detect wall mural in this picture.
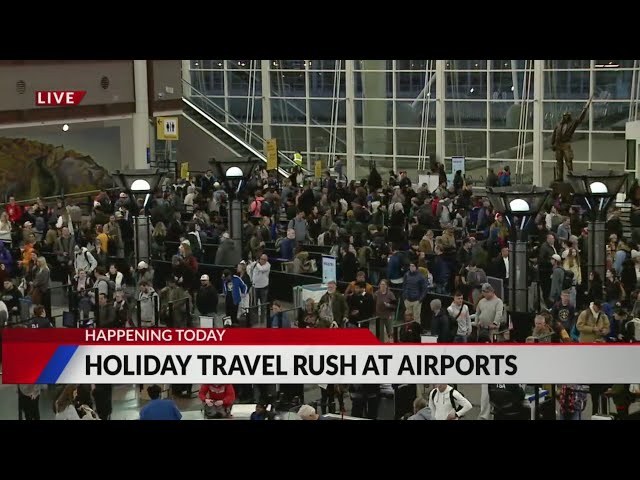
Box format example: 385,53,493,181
0,127,120,200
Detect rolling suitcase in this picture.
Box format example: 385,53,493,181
394,384,417,420
377,384,395,420
592,395,615,420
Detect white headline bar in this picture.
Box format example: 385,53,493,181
54,345,640,384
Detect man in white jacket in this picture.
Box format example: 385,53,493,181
428,384,473,420
74,246,98,275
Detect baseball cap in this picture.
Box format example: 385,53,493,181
200,274,210,281
137,261,148,270
222,232,230,239
481,283,494,293
551,254,562,262
23,221,32,227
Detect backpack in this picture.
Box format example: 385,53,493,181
250,199,262,216
431,388,463,412
628,318,640,341
260,201,272,217
561,268,575,290
99,278,116,301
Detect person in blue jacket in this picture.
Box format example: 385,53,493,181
0,241,13,274
140,385,182,420
387,248,407,286
279,229,297,260
222,268,248,325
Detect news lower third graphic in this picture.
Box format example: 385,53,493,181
2,329,639,385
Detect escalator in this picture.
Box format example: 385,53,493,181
182,79,308,178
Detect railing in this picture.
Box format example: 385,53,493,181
183,79,309,176
0,187,120,209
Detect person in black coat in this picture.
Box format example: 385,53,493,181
346,282,375,328
298,185,316,216
196,274,218,316
340,245,358,283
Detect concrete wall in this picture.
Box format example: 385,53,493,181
0,61,134,110
177,114,242,172
151,60,183,102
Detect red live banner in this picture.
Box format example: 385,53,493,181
35,91,86,106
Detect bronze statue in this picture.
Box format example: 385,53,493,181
551,96,593,181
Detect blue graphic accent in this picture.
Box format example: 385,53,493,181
36,345,79,384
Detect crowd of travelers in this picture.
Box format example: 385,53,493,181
3,159,640,420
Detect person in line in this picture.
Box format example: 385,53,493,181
407,396,432,420
474,283,504,341
428,384,473,420
298,404,324,420
402,263,427,323
17,384,41,420
199,384,236,419
140,385,182,420
447,291,472,342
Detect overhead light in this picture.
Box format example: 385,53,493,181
604,64,620,68
194,62,199,67
426,92,431,97
273,61,278,66
509,198,530,212
130,179,152,192
218,62,222,67
590,181,608,194
111,169,166,195
511,86,515,91
504,63,508,67
226,166,244,178
62,124,69,132
470,88,474,93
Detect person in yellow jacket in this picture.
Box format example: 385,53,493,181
576,301,610,343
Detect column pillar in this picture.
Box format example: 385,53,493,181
509,240,528,313
133,60,150,169
181,60,191,97
345,60,356,181
435,60,446,165
532,60,543,186
588,220,606,289
361,60,388,179
261,60,273,155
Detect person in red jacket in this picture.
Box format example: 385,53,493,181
199,384,236,418
6,196,22,223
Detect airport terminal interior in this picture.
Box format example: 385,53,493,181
0,59,639,420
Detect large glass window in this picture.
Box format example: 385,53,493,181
355,100,392,126
355,128,392,155
445,130,487,158
271,99,306,124
186,60,640,183
445,101,487,128
309,99,346,124
271,71,306,97
544,71,590,99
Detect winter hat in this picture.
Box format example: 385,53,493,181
137,261,149,269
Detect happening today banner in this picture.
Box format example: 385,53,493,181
2,329,639,385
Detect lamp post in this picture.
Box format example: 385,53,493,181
211,157,259,266
487,186,551,313
566,170,626,287
111,168,166,268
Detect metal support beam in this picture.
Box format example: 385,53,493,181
345,60,356,181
